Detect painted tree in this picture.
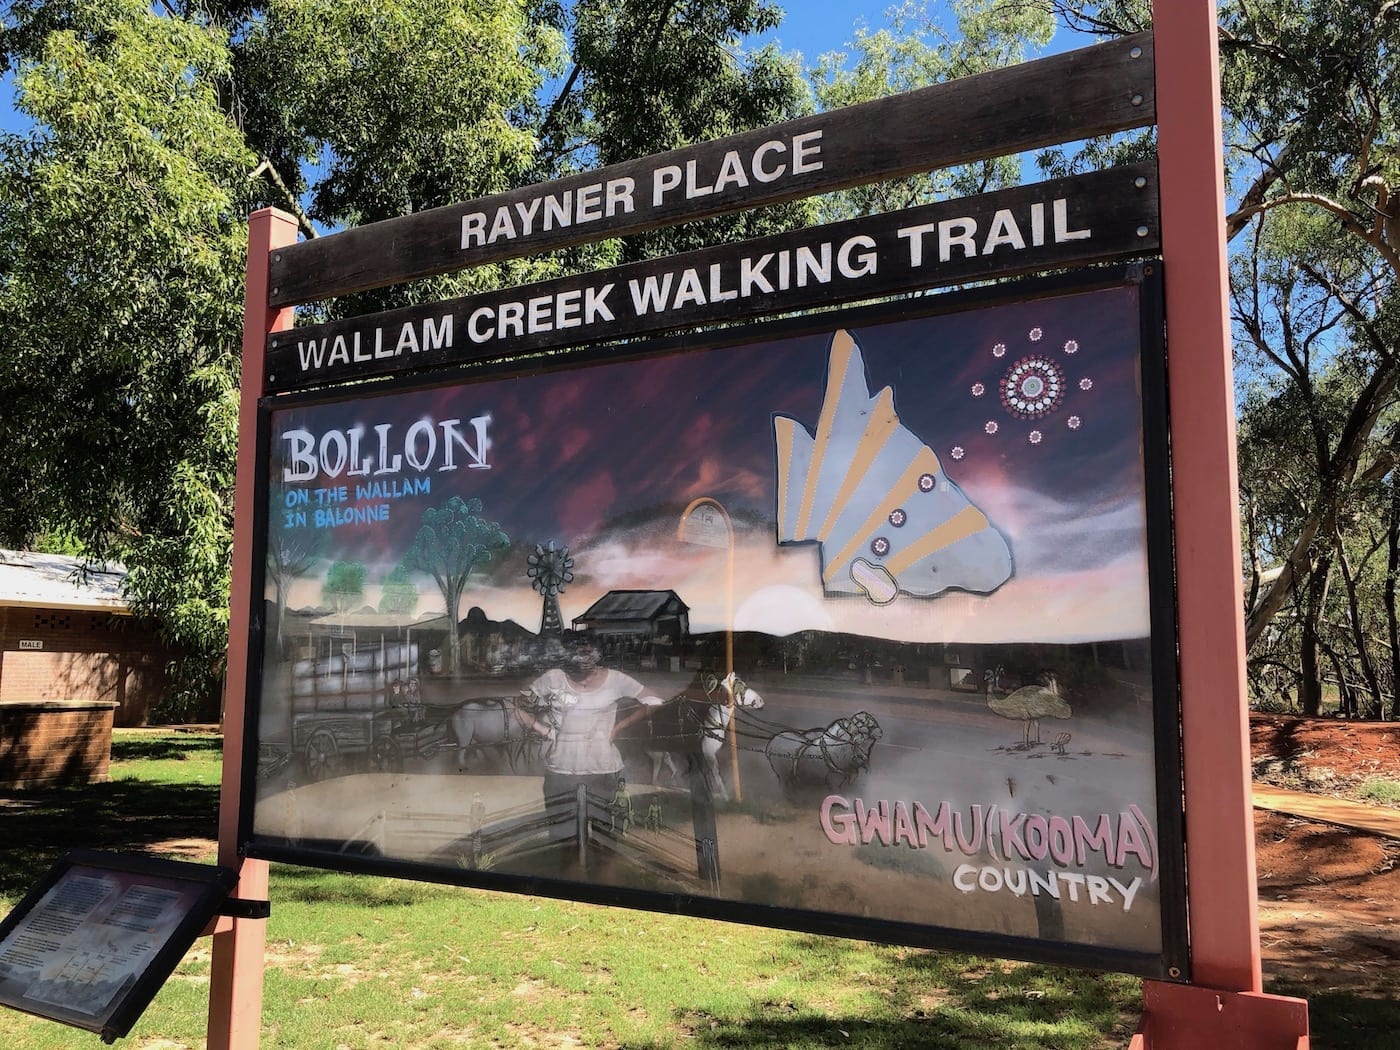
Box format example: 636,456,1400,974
378,564,420,617
404,497,509,674
321,560,367,617
266,493,327,648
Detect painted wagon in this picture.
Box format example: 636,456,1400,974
281,640,433,781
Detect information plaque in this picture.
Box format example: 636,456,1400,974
0,851,237,1042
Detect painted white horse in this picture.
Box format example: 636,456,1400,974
765,710,882,792
637,671,765,802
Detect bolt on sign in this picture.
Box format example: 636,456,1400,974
238,31,1191,980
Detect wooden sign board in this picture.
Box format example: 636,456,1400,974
267,33,1154,306
267,163,1158,392
214,11,1317,1046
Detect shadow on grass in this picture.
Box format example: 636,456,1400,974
271,864,460,908
1270,981,1400,1050
0,777,218,901
111,734,223,764
632,1015,1104,1049
627,935,1140,1050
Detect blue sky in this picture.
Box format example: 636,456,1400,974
759,2,897,60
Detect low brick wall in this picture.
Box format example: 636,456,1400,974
0,700,119,788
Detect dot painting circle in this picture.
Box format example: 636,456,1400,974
871,537,891,557
999,356,1065,419
952,325,1099,458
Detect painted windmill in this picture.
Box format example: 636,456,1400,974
527,541,574,636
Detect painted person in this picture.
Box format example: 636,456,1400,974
514,642,667,845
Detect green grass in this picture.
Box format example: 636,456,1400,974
4,730,1145,1047
1355,777,1400,807
1267,980,1400,1050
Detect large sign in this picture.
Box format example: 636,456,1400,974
245,271,1186,976
266,33,1154,305
266,165,1159,393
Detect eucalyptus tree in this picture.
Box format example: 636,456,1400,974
0,0,812,715
403,497,508,675
321,560,367,617
809,0,1055,220
1051,1,1400,716
537,0,815,261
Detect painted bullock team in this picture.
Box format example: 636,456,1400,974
438,645,883,799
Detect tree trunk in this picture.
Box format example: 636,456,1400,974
1389,481,1400,719
1299,551,1333,717
1320,639,1354,717
1334,528,1385,718
445,579,463,675
1300,624,1323,716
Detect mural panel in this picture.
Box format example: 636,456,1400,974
247,276,1182,974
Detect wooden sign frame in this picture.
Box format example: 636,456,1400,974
268,33,1155,306
208,7,1311,1048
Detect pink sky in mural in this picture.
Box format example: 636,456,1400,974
269,284,1158,644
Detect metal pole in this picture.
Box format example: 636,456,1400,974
1151,0,1260,993
677,497,741,801
723,512,739,803
1139,3,1309,1044
207,207,297,1050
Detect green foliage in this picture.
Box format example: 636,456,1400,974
0,0,808,717
1356,777,1400,806
240,0,559,228
404,496,509,672
811,0,1054,218
0,0,251,719
1055,2,1400,718
545,0,816,261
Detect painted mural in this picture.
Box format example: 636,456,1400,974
249,282,1176,964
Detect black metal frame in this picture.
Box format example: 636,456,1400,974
237,263,1188,981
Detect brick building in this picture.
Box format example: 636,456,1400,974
0,550,172,726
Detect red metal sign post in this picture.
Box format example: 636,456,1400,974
206,208,297,1050
1138,2,1309,1044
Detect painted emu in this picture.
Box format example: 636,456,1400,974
985,668,1072,749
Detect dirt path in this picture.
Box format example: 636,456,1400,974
1250,715,1400,997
